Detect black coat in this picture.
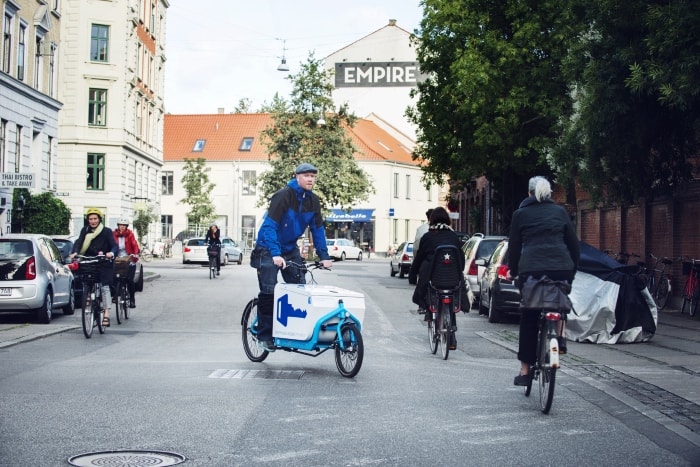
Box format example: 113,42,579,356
507,196,579,278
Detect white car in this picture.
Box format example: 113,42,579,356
326,238,363,261
182,237,243,265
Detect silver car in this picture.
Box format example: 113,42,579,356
0,234,75,323
182,237,243,265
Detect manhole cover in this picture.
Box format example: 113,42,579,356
68,450,186,466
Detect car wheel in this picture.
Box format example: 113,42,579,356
136,264,144,292
223,253,229,266
62,285,76,315
182,257,187,264
390,264,397,277
340,252,346,261
237,254,243,265
357,251,363,261
35,290,53,324
488,294,502,323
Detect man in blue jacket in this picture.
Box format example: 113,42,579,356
250,163,333,351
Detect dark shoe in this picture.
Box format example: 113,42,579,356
417,307,426,315
217,270,220,276
558,336,567,355
513,374,530,386
449,334,457,350
424,312,433,322
129,299,136,308
102,317,111,327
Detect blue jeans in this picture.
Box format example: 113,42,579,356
250,247,305,340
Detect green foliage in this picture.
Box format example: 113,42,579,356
233,98,253,113
409,0,586,216
179,158,217,228
259,53,374,211
12,189,71,234
132,207,158,243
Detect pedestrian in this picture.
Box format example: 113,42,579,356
113,218,140,308
205,223,222,275
250,163,334,351
507,176,580,386
70,208,118,327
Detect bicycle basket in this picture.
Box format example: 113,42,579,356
78,260,101,283
207,246,219,257
682,261,700,275
114,259,130,277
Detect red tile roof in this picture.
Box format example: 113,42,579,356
163,113,419,165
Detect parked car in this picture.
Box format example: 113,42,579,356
0,234,75,323
477,239,520,323
462,233,507,307
389,241,413,278
182,237,242,265
51,236,145,302
326,238,363,261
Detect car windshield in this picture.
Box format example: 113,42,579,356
187,239,206,246
477,240,501,260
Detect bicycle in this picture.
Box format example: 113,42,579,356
69,255,112,338
645,254,673,311
207,244,220,279
519,277,571,414
241,261,365,378
681,258,700,318
140,243,153,262
114,256,136,324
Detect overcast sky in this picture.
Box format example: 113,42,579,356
164,1,424,114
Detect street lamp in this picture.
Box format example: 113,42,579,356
276,38,289,72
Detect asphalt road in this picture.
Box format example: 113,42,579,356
0,257,698,466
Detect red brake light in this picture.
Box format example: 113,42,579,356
402,254,409,261
68,261,79,271
545,312,561,321
183,247,192,253
25,256,36,280
497,264,510,280
467,260,478,276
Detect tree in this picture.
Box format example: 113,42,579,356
554,0,700,204
12,189,71,234
132,207,158,244
233,98,253,113
180,158,216,233
258,53,373,211
408,0,587,219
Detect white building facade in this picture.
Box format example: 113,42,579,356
56,0,168,239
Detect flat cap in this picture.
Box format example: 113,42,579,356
295,163,318,174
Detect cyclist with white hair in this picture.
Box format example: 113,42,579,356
507,176,580,386
113,218,140,308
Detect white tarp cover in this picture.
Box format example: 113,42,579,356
566,243,658,344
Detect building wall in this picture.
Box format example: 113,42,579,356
0,0,63,232
56,0,167,240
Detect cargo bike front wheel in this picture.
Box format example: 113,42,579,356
241,298,269,362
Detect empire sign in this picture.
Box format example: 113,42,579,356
334,62,426,88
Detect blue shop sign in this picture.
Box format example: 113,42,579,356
327,209,375,223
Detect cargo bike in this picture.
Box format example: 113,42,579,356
241,262,365,377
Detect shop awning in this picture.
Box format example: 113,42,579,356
327,209,375,223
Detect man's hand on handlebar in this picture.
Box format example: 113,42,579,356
319,259,333,269
272,256,286,269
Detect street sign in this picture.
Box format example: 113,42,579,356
0,173,35,188
388,208,395,217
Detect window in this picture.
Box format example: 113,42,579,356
405,220,410,240
34,36,43,90
88,88,107,126
161,215,172,239
242,170,256,196
86,153,105,190
405,174,411,199
2,13,12,73
90,24,109,62
14,125,21,172
192,139,205,152
161,171,173,195
0,120,5,172
17,23,25,80
48,43,56,97
47,136,53,190
393,172,399,198
239,137,253,151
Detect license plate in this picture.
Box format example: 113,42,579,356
0,288,11,296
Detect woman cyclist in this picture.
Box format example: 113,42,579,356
70,208,118,327
205,223,222,275
113,218,140,308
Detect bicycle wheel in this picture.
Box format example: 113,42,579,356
538,326,556,413
209,257,216,279
141,250,153,262
81,285,94,339
655,275,671,311
335,323,364,378
438,304,450,360
427,313,438,354
241,298,269,362
123,284,130,320
115,281,125,325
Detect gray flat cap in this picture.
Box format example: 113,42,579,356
295,163,318,174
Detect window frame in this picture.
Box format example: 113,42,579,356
86,152,105,190
90,23,109,62
239,137,253,151
161,171,173,195
88,88,107,126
